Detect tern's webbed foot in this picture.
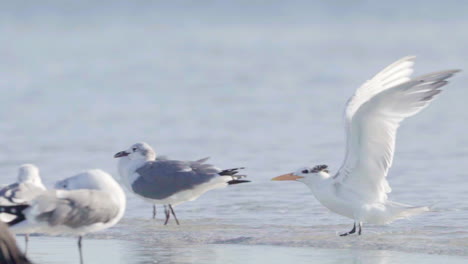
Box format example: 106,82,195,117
339,223,356,237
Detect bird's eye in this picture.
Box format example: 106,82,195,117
302,169,309,174
132,147,137,152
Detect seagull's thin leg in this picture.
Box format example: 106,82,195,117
339,223,356,237
152,205,157,219
169,204,180,225
358,222,362,235
164,205,170,225
24,234,29,255
78,236,84,264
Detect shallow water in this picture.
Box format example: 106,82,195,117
23,236,468,264
1,1,468,263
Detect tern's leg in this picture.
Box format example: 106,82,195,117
152,205,157,219
339,223,356,237
168,204,180,225
164,205,170,225
358,222,362,235
78,236,83,264
24,234,29,255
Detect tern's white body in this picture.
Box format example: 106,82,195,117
273,57,459,232
303,173,427,225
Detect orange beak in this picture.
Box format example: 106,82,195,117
271,173,304,181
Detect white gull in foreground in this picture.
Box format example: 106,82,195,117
272,56,460,236
0,169,125,263
0,164,46,252
114,142,249,224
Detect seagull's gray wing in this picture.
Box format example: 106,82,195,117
34,190,120,228
132,159,221,200
0,183,45,205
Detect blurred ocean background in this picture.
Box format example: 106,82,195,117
0,0,467,263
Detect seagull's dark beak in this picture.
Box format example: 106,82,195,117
114,151,130,158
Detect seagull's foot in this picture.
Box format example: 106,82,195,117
24,234,29,255
78,236,84,264
169,204,180,225
163,205,170,225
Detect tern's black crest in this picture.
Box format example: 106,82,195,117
311,164,328,173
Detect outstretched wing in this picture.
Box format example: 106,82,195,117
335,61,459,203
344,56,416,121
339,57,415,173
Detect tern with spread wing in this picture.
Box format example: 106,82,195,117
272,56,460,236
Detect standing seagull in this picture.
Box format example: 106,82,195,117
0,169,126,264
272,56,460,236
114,142,249,224
0,164,46,252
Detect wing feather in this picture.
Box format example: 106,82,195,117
345,56,416,121
335,59,459,203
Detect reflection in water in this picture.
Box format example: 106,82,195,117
20,233,468,264
130,242,467,264
24,237,133,264
87,219,468,257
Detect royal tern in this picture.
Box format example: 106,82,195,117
272,56,460,236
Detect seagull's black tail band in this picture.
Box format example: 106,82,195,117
219,167,249,185
227,179,250,185
0,205,29,226
219,167,245,176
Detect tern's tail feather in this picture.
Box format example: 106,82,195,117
384,201,429,224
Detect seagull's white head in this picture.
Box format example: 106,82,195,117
17,164,42,184
271,164,330,184
114,142,156,161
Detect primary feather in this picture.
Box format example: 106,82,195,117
335,62,459,203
